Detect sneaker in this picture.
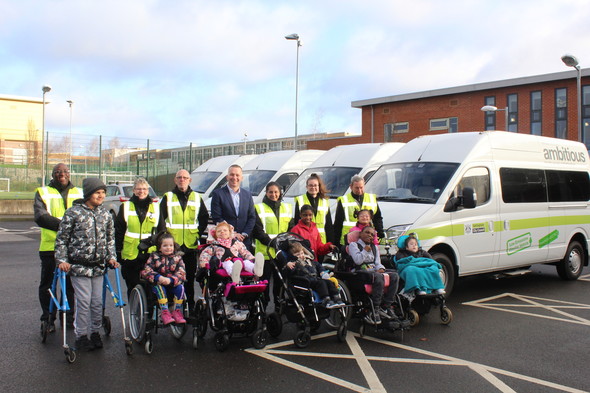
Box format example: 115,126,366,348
74,335,94,352
378,307,392,320
321,297,336,309
417,290,427,296
90,332,103,349
333,296,345,307
229,310,248,321
253,252,265,278
172,309,186,324
161,309,174,325
231,260,243,284
48,321,56,333
364,312,382,325
434,288,446,295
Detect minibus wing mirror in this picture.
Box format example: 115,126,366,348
444,186,477,212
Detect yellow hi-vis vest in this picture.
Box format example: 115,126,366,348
164,191,201,249
337,192,378,244
254,202,292,259
37,186,83,251
121,201,160,260
295,194,330,243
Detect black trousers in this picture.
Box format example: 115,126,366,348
39,253,74,322
121,253,149,298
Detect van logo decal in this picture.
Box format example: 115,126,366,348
472,223,486,234
543,146,586,163
539,230,559,248
507,233,532,255
464,224,472,234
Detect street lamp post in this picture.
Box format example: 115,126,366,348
67,100,74,168
243,132,248,154
561,54,582,143
285,33,301,150
41,85,52,186
481,105,509,131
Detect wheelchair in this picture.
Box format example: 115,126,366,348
266,232,349,348
333,231,410,337
127,280,189,354
191,258,269,352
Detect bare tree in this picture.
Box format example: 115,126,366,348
26,119,40,165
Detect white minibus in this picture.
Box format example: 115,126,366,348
365,131,590,293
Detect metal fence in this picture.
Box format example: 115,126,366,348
0,131,199,195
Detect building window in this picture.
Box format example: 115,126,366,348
484,96,496,130
384,122,409,141
530,91,542,135
429,118,457,132
583,85,590,147
507,94,518,132
555,88,567,139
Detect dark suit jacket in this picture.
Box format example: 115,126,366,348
210,186,256,243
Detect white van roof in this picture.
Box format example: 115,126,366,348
385,131,589,168
242,150,324,171
190,154,257,197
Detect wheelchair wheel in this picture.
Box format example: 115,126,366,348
408,309,420,327
170,322,187,340
337,322,347,343
251,328,268,349
266,312,283,338
102,315,112,336
326,281,351,329
194,299,208,338
440,306,453,325
144,337,153,354
65,347,76,364
128,284,148,342
294,330,311,348
214,332,230,352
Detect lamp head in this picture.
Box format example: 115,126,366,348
285,33,299,40
42,85,52,93
561,54,579,68
66,100,73,105
481,105,499,112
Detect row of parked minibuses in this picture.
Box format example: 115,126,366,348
191,131,590,293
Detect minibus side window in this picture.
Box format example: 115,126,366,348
500,168,547,203
455,167,490,208
546,170,590,202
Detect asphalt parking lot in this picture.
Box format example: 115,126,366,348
2,219,589,393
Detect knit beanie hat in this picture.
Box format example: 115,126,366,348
83,177,107,200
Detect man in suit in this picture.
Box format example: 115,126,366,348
210,164,257,250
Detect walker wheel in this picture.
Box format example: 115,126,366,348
294,330,311,348
359,322,366,337
144,338,153,354
214,332,230,352
103,316,112,336
440,306,453,325
408,309,420,327
251,329,268,349
40,321,49,343
125,340,133,356
337,322,348,342
65,348,76,363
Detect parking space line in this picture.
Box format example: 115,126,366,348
463,293,590,326
247,332,588,392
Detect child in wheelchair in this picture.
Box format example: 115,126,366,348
394,234,445,296
284,242,345,309
347,226,400,325
141,231,187,325
199,222,264,284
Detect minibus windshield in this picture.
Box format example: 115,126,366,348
190,171,222,193
241,170,276,196
284,167,362,198
365,162,459,203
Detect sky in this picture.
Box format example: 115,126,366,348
1,0,589,149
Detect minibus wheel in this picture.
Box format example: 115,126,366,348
557,241,584,280
431,253,455,296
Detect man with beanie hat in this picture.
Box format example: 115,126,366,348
55,177,119,352
34,163,82,333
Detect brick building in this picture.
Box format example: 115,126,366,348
307,69,590,150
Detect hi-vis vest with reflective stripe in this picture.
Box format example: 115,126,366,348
121,201,160,260
295,194,330,243
164,191,201,249
37,186,83,252
337,192,378,244
255,202,292,259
